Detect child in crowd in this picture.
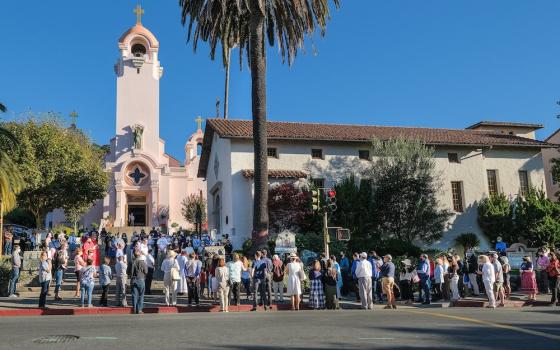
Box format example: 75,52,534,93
99,256,112,307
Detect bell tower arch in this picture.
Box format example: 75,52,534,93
114,4,163,160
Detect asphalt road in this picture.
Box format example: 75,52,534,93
0,307,559,349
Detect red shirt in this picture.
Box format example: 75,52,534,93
546,260,560,278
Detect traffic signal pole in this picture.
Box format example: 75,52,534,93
323,209,329,258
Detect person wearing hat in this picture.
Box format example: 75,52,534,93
285,253,303,310
380,254,396,309
520,255,537,302
161,250,180,306
355,252,373,310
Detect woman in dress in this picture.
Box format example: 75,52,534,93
448,255,461,302
308,260,325,310
323,260,339,310
520,256,538,302
285,253,302,311
82,236,99,268
74,249,86,297
161,250,180,306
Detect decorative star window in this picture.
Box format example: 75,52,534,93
128,166,147,185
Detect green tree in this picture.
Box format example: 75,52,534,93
181,194,207,226
366,137,451,244
514,188,560,248
330,176,376,251
3,115,108,228
178,0,340,249
454,232,481,251
477,192,516,244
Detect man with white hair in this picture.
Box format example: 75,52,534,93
355,252,373,310
380,254,396,309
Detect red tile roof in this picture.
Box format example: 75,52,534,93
242,169,308,179
165,153,182,167
206,119,547,146
198,119,550,178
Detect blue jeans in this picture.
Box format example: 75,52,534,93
8,267,20,295
420,276,431,303
131,279,145,314
372,277,383,301
54,269,64,295
39,280,50,307
80,281,94,306
3,241,12,255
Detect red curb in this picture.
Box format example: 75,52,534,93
0,303,309,317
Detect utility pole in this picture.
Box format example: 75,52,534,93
323,209,329,257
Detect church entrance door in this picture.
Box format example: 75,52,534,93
127,205,147,226
126,193,148,227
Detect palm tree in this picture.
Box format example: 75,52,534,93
0,104,23,248
0,105,23,214
179,0,340,248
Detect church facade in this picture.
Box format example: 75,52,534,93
198,119,550,250
46,9,206,232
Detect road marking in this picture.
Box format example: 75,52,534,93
403,310,560,341
81,336,118,340
359,337,394,340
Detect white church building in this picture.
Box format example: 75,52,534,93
47,8,206,232
198,118,550,250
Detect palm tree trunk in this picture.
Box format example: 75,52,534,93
223,48,231,119
249,5,268,249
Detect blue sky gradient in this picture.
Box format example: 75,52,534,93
1,1,559,159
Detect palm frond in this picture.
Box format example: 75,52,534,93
179,0,340,67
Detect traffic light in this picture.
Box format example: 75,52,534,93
311,189,321,212
327,189,337,212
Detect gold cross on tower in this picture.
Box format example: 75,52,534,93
133,4,144,24
195,116,204,131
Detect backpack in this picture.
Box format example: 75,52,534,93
254,260,266,280
272,264,284,282
56,253,66,270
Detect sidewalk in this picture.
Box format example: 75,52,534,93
1,286,556,317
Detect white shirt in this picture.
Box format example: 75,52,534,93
482,262,495,284
355,259,373,278
157,237,169,252
228,260,243,283
146,254,155,269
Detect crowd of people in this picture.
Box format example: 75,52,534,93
3,228,560,312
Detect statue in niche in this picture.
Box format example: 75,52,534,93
133,124,144,150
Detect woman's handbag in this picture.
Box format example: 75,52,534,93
170,265,181,281
412,273,420,284
297,268,306,281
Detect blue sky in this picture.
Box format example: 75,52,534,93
1,1,559,159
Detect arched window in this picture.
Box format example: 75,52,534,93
197,143,202,157
131,43,147,58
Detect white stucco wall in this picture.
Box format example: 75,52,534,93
207,136,547,250
542,132,560,201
